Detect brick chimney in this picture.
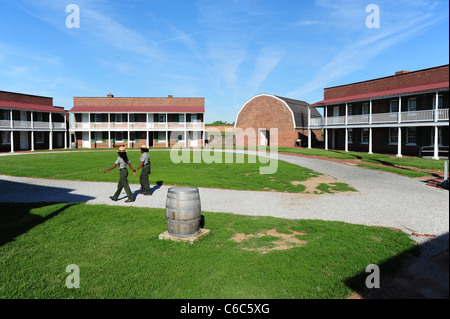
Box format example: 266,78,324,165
395,70,411,75
107,93,114,98
168,95,173,98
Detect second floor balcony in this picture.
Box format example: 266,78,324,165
310,109,449,128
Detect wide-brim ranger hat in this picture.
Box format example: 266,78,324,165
118,146,127,153
140,144,148,149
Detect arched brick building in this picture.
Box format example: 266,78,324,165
234,94,323,148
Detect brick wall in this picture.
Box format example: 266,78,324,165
0,91,53,106
235,95,322,148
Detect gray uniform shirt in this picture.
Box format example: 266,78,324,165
140,152,150,165
115,156,129,169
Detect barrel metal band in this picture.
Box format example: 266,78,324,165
166,217,201,225
166,195,200,201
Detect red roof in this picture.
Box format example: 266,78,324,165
311,81,449,107
70,97,205,113
0,100,66,113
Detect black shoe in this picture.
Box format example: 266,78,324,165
143,192,152,196
125,199,134,203
110,196,118,201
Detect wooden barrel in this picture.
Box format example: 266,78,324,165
165,187,201,237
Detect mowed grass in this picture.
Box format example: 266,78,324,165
0,150,353,193
277,148,447,172
0,202,416,299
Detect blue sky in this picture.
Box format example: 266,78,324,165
0,0,448,123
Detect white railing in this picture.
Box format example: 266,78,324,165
0,120,10,128
309,108,449,128
69,122,205,130
347,114,370,124
401,110,434,122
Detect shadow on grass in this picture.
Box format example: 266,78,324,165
0,180,95,247
345,233,449,299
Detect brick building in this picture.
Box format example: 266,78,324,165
0,90,68,152
234,94,323,148
308,65,449,159
69,94,205,149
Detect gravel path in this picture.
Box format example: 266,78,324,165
0,150,448,238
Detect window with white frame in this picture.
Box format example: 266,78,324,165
36,131,44,144
389,128,398,144
191,114,198,122
406,127,417,145
96,132,103,142
0,110,10,121
432,95,444,109
115,114,123,123
115,132,123,142
95,114,103,123
347,129,353,144
157,131,166,141
362,103,369,115
129,114,135,123
408,98,417,112
158,114,166,123
390,100,399,113
179,114,185,123
361,129,369,144
347,105,352,116
431,127,443,145
1,131,11,144
35,112,43,122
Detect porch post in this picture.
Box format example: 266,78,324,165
49,112,53,150
88,112,92,149
127,113,131,148
10,109,13,153
31,111,35,152
324,106,328,150
433,126,439,160
432,92,439,160
64,113,68,149
396,127,402,158
307,107,311,149
368,128,373,154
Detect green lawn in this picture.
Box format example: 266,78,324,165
277,148,447,172
0,150,355,193
0,202,416,299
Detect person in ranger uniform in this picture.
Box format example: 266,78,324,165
135,144,152,195
104,146,136,203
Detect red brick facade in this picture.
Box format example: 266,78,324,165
324,65,449,99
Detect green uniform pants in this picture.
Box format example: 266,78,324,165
113,169,133,200
140,163,151,194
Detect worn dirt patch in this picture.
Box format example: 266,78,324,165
291,174,345,193
230,228,308,254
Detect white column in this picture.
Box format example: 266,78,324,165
31,111,35,151
64,113,67,149
166,113,168,148
146,113,149,147
433,92,439,160
396,127,402,158
369,100,373,125
324,106,328,150
88,112,92,149
434,91,439,123
368,128,373,154
433,126,439,160
127,113,131,148
9,109,13,153
307,107,312,149
108,113,111,148
49,112,53,150
184,113,187,147
345,128,348,152
325,129,328,150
